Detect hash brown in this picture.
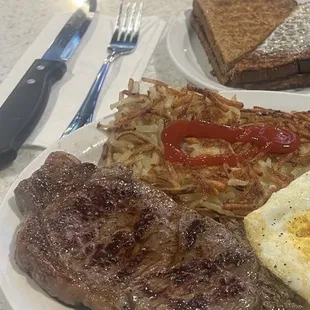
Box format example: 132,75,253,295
99,78,310,217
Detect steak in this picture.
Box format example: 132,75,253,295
15,151,97,215
14,151,308,309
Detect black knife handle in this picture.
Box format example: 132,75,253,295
0,59,67,168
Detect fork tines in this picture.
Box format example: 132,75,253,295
114,0,144,43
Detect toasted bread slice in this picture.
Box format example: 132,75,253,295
190,9,310,90
192,0,296,75
190,0,310,90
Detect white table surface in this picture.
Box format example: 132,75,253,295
0,0,191,308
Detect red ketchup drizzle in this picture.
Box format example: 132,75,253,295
161,120,300,166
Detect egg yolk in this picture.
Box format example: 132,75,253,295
287,210,310,259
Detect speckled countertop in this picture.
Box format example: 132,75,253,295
0,0,191,308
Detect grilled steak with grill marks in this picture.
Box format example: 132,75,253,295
14,151,308,309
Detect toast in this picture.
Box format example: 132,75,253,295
191,0,310,90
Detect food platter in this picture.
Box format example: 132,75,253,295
167,9,310,94
1,90,310,310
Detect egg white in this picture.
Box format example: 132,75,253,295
244,170,310,304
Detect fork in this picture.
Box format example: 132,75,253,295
61,0,144,137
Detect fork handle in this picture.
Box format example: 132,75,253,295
61,52,115,137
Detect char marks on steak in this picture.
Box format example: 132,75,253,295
14,151,308,310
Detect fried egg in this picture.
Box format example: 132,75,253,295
244,170,310,304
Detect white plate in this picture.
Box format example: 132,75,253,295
167,9,310,94
1,91,310,310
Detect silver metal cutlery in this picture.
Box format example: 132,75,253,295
62,0,144,137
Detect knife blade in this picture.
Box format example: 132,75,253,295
0,0,97,168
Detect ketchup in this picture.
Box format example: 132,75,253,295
161,120,300,166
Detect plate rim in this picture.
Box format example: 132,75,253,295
2,90,310,309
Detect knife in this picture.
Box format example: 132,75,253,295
0,0,97,168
